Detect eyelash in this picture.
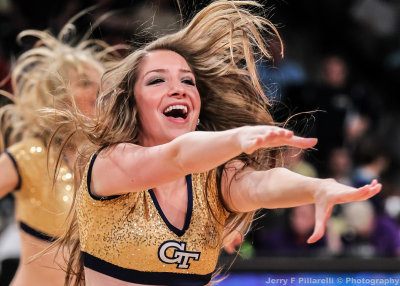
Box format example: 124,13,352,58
146,78,196,86
147,78,164,85
182,79,195,86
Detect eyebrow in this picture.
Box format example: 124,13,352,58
144,68,193,77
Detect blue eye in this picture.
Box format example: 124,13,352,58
147,78,164,85
182,79,195,86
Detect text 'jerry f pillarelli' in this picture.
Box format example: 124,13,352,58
265,276,335,285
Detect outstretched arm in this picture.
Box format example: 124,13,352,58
221,164,382,243
92,126,317,197
0,153,19,198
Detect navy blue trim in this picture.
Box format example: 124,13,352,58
87,147,120,201
82,251,210,286
19,221,57,242
4,150,22,191
149,175,193,237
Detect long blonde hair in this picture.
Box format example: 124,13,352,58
54,1,283,285
0,16,125,286
0,20,121,151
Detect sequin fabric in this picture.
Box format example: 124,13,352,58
78,162,229,275
7,138,73,238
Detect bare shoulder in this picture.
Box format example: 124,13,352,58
97,143,141,160
91,142,143,197
220,159,258,211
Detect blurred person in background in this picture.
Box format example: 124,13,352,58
328,136,400,258
298,55,375,176
0,20,120,286
326,147,352,185
351,135,390,214
340,201,400,257
254,204,328,257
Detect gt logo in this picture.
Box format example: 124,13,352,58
158,240,200,269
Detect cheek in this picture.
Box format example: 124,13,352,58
136,100,157,127
135,88,162,113
75,91,95,105
190,87,201,110
194,94,201,114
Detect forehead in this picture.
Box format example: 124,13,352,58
139,50,192,73
68,62,102,80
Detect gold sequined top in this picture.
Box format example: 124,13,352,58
6,138,74,241
77,152,229,285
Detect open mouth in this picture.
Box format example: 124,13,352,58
163,105,188,119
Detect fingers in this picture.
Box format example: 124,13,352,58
355,181,382,201
260,129,292,141
288,137,318,149
265,128,317,149
260,129,316,149
272,129,294,138
223,244,236,254
242,126,317,154
340,179,382,203
307,204,333,244
308,179,382,244
307,229,324,244
222,232,243,254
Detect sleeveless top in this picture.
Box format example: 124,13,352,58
5,138,74,241
77,151,230,285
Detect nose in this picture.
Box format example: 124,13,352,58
168,83,186,98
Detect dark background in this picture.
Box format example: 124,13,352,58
1,0,400,283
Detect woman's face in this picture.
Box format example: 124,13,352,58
68,65,102,117
134,50,201,146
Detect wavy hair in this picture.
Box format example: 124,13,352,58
53,1,284,285
0,17,125,286
0,16,122,151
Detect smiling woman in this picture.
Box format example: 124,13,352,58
49,1,382,286
132,50,201,146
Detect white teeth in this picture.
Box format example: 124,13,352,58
163,105,188,114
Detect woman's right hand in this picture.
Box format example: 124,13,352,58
237,125,318,154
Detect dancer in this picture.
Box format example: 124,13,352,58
0,22,120,286
53,1,381,285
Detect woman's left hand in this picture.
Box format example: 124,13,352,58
222,230,243,254
307,179,382,243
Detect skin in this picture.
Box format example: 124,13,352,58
68,66,102,118
89,50,381,285
134,50,201,147
0,64,101,286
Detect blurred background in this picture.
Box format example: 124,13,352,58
1,0,400,285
